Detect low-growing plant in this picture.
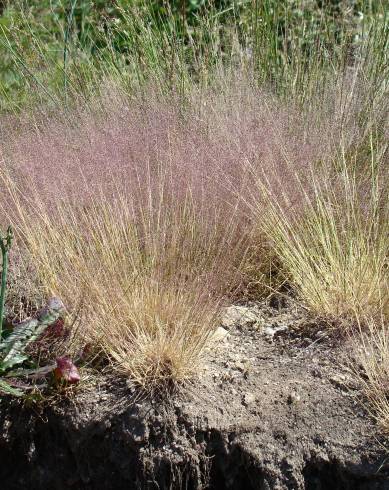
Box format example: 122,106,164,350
0,297,78,396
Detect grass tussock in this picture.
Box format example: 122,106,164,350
1,74,388,391
0,83,333,297
1,93,260,387
254,160,389,321
352,319,389,434
4,187,245,388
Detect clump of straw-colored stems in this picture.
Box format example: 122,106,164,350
251,153,388,322
1,169,246,389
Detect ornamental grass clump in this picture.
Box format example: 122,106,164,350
4,187,245,389
252,151,388,322
0,89,259,388
2,76,387,388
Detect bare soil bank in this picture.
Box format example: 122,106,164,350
1,302,388,490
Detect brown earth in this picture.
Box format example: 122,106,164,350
0,301,388,489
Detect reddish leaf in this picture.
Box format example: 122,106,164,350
42,318,67,339
54,357,80,384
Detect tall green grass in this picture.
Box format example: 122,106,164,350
0,1,387,110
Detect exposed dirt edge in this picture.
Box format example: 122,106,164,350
0,395,388,490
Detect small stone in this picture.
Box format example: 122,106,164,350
243,392,256,406
264,326,276,338
211,326,229,342
234,361,246,372
287,391,301,404
329,374,347,388
222,305,264,329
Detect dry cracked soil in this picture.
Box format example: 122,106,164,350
1,300,389,490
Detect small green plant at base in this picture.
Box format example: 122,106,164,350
0,297,72,396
